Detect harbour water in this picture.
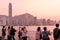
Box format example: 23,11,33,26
0,26,59,40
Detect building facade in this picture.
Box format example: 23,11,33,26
0,17,6,26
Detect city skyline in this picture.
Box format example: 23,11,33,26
0,13,57,26
0,0,60,20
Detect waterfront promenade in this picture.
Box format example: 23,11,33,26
0,26,56,40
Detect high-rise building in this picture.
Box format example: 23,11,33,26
9,3,12,26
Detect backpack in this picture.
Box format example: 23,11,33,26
42,31,49,39
53,28,59,39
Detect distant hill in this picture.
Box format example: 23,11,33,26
13,13,34,19
13,13,36,26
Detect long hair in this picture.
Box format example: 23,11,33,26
37,27,40,32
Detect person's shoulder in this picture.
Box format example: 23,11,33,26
53,28,57,31
54,28,56,30
13,28,16,30
58,29,60,31
45,31,48,33
36,31,40,34
2,28,3,29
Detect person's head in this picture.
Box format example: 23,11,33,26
43,27,47,31
11,26,13,29
56,24,59,28
21,28,24,31
8,26,10,29
3,26,5,28
37,27,40,32
23,27,26,30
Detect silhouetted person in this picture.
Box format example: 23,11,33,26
21,27,27,40
57,29,60,40
53,24,60,40
42,27,51,40
36,27,42,40
10,26,16,40
53,29,60,40
40,27,42,40
2,26,6,40
18,27,22,40
7,26,11,40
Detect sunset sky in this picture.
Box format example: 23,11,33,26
0,0,60,20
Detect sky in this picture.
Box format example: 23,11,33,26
0,0,60,20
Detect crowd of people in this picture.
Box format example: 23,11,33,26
1,24,60,40
36,24,60,40
1,26,27,40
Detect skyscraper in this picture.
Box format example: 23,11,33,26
9,3,12,26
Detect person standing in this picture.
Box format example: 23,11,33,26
36,27,41,40
53,24,60,40
10,26,16,40
7,26,11,40
42,27,51,40
55,29,60,40
2,26,6,40
21,27,27,40
54,29,60,40
18,27,22,40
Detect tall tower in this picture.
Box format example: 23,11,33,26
9,3,12,26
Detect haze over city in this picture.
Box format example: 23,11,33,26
0,0,60,40
0,0,60,20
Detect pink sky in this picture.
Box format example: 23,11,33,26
0,0,60,20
